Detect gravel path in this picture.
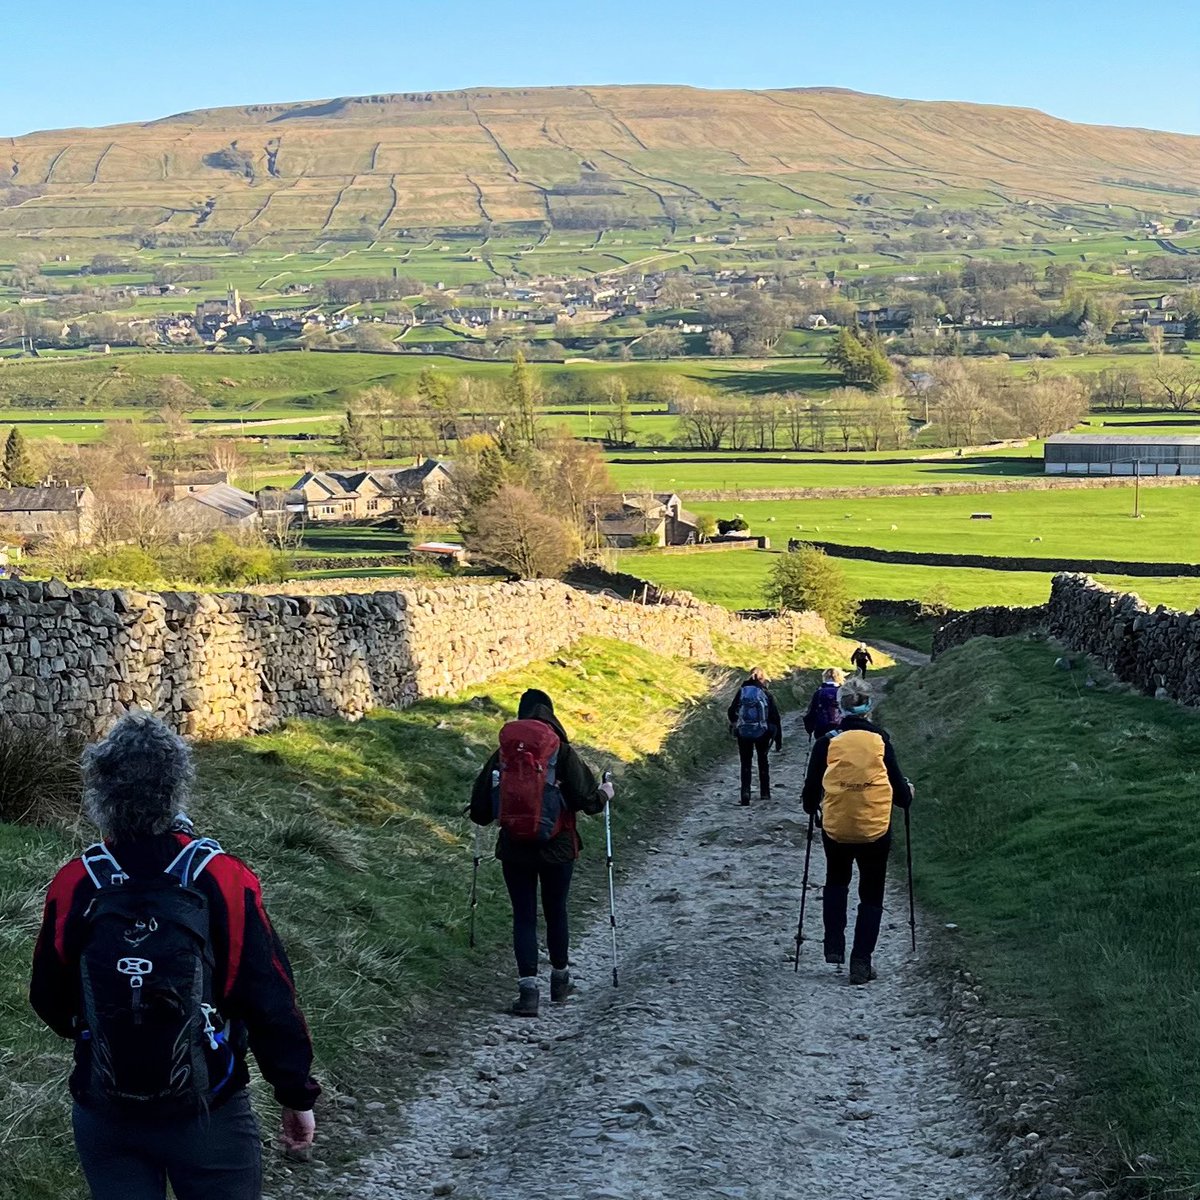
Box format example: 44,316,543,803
321,710,1005,1200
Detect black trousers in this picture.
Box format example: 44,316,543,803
501,859,574,978
73,1091,261,1200
821,830,891,960
737,735,772,797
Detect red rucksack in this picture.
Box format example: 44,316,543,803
496,719,568,842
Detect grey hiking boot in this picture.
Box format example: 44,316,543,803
550,968,575,1003
849,957,877,986
824,946,844,966
512,978,539,1017
739,789,751,806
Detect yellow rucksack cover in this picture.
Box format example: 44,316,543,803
821,729,893,844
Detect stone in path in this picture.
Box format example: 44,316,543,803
320,711,1003,1200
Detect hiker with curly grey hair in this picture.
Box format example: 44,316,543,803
801,678,913,985
31,710,320,1200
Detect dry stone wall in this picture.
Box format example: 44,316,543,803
931,603,1050,657
683,475,1200,503
1047,573,1200,704
0,578,825,741
811,540,1200,578
934,574,1200,706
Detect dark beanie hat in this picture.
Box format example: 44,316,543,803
517,688,554,718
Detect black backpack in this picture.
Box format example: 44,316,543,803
78,838,233,1113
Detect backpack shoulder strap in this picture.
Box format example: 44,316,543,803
81,842,128,889
164,837,225,887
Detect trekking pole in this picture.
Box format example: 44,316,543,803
603,771,619,988
793,810,815,972
904,805,917,953
469,822,483,949
468,770,497,949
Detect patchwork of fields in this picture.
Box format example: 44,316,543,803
0,343,1198,615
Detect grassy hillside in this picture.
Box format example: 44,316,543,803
6,85,1200,240
887,637,1200,1194
0,627,853,1199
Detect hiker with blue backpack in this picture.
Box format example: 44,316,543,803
803,667,845,743
470,688,614,1018
727,667,782,806
30,711,319,1200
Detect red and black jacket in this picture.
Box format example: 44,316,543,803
30,831,320,1112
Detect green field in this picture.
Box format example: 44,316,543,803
685,486,1200,565
621,548,1200,612
0,351,840,413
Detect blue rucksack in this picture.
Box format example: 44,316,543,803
736,685,770,739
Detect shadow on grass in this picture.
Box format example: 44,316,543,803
0,634,841,1198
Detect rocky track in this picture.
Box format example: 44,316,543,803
316,709,1005,1200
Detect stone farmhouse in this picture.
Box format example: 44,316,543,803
292,460,455,523
0,485,95,541
591,492,700,548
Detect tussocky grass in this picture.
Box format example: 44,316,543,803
886,635,1200,1196
0,627,855,1199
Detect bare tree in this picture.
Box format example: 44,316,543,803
1153,361,1200,412
676,396,734,450
208,438,243,477
707,329,734,357
465,485,580,578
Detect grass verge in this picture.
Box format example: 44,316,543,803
0,627,852,1199
886,635,1200,1196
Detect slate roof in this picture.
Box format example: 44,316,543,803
0,486,87,512
183,483,258,520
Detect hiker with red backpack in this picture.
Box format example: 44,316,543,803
470,688,613,1018
727,667,782,806
29,711,320,1200
801,677,913,985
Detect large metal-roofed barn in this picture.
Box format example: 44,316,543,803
1044,433,1200,476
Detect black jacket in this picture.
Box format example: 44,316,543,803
728,679,783,751
801,715,913,816
31,831,320,1113
851,648,873,669
470,701,605,865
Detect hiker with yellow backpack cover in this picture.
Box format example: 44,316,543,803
801,677,913,985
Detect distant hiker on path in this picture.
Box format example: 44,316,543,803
728,667,782,806
851,645,873,678
803,667,845,743
30,711,320,1200
801,678,913,985
471,688,613,1018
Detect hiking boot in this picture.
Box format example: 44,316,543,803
511,979,539,1018
822,884,849,966
739,789,751,807
760,789,772,802
550,968,575,1003
849,957,877,986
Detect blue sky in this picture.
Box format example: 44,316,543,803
4,0,1198,138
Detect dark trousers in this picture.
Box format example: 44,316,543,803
73,1090,261,1200
737,735,771,797
822,831,891,961
855,663,869,678
501,859,574,978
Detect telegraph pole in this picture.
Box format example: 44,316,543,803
1133,458,1141,519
